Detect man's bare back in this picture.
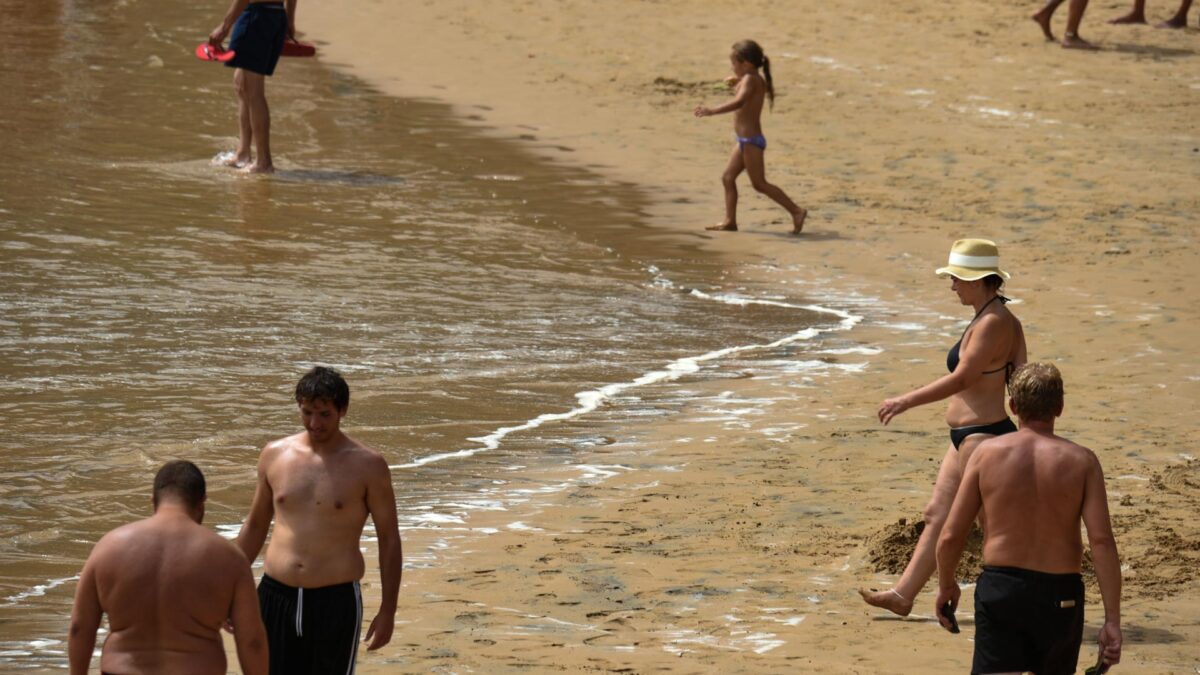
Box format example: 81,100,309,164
971,428,1098,572
69,462,266,675
936,363,1121,672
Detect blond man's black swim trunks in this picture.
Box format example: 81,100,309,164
972,566,1085,675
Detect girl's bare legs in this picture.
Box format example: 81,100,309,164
1033,0,1069,40
1109,0,1147,23
227,69,253,168
1062,0,1097,49
741,145,807,234
707,144,744,231
859,445,960,616
239,70,273,173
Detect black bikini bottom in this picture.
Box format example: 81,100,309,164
950,417,1017,450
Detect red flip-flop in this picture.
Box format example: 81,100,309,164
195,42,236,63
281,38,316,57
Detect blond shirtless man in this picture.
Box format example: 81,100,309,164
936,363,1122,675
237,367,403,675
68,461,267,675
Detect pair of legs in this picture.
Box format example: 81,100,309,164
707,143,806,234
859,434,994,616
1032,0,1097,49
228,68,274,173
1111,0,1194,27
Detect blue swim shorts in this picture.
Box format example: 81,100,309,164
227,2,288,76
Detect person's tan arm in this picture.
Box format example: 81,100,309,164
229,553,269,675
285,0,297,39
236,446,276,563
67,553,103,675
879,313,1005,423
363,454,403,651
695,76,757,117
934,451,984,629
1082,451,1122,666
210,0,251,44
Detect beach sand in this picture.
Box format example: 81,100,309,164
282,0,1199,671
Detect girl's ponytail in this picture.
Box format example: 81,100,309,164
762,55,774,110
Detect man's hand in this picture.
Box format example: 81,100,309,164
363,611,394,651
1098,620,1122,667
208,24,230,46
933,583,961,633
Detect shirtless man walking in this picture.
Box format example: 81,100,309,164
68,461,267,675
936,363,1122,674
237,366,403,675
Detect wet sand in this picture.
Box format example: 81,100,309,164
292,0,1200,672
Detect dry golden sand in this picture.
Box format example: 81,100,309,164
253,0,1200,672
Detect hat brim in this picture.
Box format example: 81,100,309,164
935,265,1011,281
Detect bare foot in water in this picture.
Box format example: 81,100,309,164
217,152,251,169
1109,10,1147,24
791,208,807,235
1062,32,1099,49
706,221,738,231
1032,9,1058,40
240,163,275,174
858,588,913,617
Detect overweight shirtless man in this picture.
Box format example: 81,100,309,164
237,366,403,675
936,363,1122,675
68,461,267,675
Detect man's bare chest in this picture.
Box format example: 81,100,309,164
270,460,366,515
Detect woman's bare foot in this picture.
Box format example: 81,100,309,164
1157,15,1188,28
791,208,807,235
1062,32,1099,49
240,163,275,174
858,588,913,617
706,221,738,231
1032,9,1058,40
214,151,251,168
1109,10,1147,24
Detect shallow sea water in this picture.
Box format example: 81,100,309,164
0,0,865,667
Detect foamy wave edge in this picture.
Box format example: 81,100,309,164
394,287,861,469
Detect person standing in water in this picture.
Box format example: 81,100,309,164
209,0,295,173
1032,0,1098,48
694,40,807,235
859,239,1026,617
236,367,404,674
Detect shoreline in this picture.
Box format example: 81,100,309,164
299,1,1200,672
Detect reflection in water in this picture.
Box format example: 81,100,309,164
0,0,853,668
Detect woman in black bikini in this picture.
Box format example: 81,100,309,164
860,239,1026,617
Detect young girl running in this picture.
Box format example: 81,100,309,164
694,40,807,234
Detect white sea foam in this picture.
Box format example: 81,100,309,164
395,287,861,469
3,576,78,606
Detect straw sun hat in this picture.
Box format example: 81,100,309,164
935,239,1011,281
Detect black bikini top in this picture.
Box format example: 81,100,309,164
946,295,1014,380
